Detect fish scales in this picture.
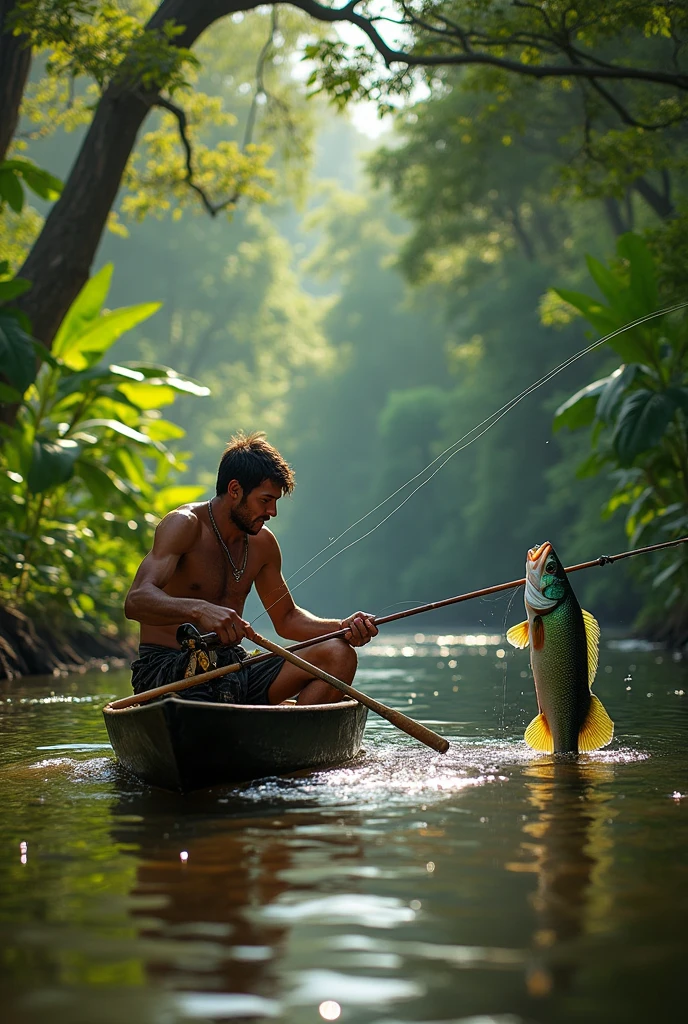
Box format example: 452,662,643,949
532,594,590,753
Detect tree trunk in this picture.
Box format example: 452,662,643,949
0,1,31,164
16,85,153,343
633,175,675,220
14,0,255,347
603,196,629,237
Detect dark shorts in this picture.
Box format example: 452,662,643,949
131,643,285,705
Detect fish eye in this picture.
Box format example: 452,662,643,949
545,560,557,574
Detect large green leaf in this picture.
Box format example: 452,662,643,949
116,381,178,408
4,158,62,201
0,166,24,212
553,376,611,432
0,310,38,391
112,361,210,396
77,418,157,445
554,289,618,335
0,381,23,402
142,418,186,441
665,386,688,415
617,233,658,314
109,446,147,491
585,255,625,309
0,276,31,303
76,459,142,510
612,390,678,466
27,437,80,493
595,364,640,424
57,303,161,370
52,264,114,358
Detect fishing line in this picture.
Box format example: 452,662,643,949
499,585,523,732
250,301,688,624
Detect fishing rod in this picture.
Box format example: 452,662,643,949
107,535,687,710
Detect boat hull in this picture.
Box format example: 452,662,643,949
103,697,368,791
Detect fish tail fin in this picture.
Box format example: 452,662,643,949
524,713,554,753
578,693,614,752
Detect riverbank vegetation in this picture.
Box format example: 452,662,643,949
1,1,687,676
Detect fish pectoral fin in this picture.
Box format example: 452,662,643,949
578,693,614,752
582,608,600,687
524,713,554,753
506,620,530,649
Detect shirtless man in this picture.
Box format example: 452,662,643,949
124,431,378,704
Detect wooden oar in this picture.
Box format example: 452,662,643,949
107,534,688,711
249,631,449,753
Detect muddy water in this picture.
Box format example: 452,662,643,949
1,632,687,1024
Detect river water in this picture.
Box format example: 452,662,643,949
1,631,687,1024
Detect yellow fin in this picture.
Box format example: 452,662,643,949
582,608,600,687
507,620,530,649
524,713,554,753
578,693,614,752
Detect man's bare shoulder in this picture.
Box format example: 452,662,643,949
254,526,281,562
153,503,204,553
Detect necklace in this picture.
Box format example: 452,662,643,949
207,500,248,582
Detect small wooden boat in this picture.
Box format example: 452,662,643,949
103,696,368,791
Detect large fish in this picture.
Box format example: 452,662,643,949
506,541,613,753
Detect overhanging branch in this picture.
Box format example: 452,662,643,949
290,0,688,90
150,8,280,217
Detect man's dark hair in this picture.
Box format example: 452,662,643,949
216,431,295,498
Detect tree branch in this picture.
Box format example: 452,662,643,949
291,0,688,90
149,7,280,216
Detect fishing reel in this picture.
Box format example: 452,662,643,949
176,623,222,677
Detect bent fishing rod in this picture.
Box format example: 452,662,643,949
108,535,687,712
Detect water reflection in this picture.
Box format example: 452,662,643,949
110,784,368,1006
508,759,616,1002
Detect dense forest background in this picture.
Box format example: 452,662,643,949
2,2,687,674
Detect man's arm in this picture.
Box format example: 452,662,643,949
254,532,377,646
124,508,250,645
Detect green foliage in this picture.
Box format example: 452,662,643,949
0,158,62,214
11,0,197,92
8,5,318,245
550,234,688,639
0,263,207,632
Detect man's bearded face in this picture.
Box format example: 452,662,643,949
231,497,267,535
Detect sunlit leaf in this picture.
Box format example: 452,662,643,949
155,485,206,514
142,418,185,441
77,418,156,445
553,376,611,432
58,303,162,369
116,381,178,408
595,364,640,424
52,264,114,358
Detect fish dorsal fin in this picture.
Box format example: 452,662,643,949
506,620,530,649
578,693,614,752
582,609,600,687
524,713,554,753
